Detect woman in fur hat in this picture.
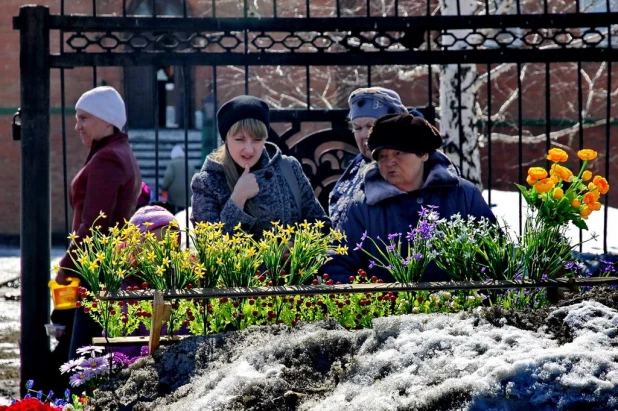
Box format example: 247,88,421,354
325,113,496,283
191,95,329,238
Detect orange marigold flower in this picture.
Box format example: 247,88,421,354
592,176,609,195
590,201,602,211
552,164,574,182
534,178,555,194
583,192,598,205
571,198,581,208
582,170,592,181
580,205,592,219
553,187,564,199
527,167,548,181
547,148,568,163
577,149,597,161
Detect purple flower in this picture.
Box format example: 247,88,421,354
60,358,82,375
113,352,131,367
69,371,93,388
386,245,395,253
514,273,523,281
413,253,422,261
140,345,149,357
541,273,548,281
387,233,401,241
360,231,368,241
368,260,377,269
80,356,108,374
76,345,104,357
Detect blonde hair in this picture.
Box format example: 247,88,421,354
212,118,268,217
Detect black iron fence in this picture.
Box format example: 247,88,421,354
13,0,618,393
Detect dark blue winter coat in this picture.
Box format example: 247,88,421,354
324,151,496,283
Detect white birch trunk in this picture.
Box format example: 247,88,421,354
439,0,481,189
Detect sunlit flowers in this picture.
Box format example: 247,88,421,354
577,149,597,161
546,148,568,162
518,147,611,229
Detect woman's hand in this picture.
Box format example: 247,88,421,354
54,268,71,285
230,164,260,210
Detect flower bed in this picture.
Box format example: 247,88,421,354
22,147,611,409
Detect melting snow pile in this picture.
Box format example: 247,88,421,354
90,300,618,411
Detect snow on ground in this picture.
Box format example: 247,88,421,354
91,300,618,411
483,190,618,254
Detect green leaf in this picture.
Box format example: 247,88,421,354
572,218,589,231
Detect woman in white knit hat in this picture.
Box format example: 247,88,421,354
53,86,142,360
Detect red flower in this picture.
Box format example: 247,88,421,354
0,398,61,411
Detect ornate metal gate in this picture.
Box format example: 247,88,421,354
14,0,618,391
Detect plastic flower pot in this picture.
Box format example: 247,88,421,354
48,277,80,310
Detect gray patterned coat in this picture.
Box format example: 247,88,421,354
191,142,329,237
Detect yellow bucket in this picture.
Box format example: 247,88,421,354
48,277,80,310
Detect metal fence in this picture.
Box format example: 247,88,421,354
14,0,618,392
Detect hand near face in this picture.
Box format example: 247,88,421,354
231,164,260,209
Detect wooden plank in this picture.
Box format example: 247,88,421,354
92,335,189,346
148,291,171,354
98,277,618,301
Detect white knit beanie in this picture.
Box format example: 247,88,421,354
75,86,127,130
170,144,185,159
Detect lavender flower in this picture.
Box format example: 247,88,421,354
386,245,395,253
80,356,109,375
60,358,83,375
140,345,149,357
387,233,401,241
69,371,93,387
360,231,368,241
76,345,104,357
368,260,377,269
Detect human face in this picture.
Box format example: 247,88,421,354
351,117,377,159
75,109,114,147
377,149,428,192
226,130,266,168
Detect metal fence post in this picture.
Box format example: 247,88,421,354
17,5,51,396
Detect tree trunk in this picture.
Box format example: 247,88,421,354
439,0,481,189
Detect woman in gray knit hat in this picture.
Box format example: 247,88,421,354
329,87,415,230
191,95,329,238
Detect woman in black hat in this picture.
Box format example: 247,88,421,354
324,113,496,283
190,95,329,237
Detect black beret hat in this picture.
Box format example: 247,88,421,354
217,95,270,141
367,113,442,160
